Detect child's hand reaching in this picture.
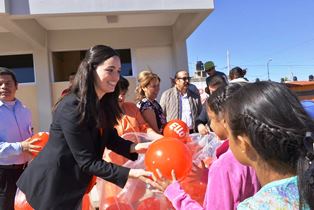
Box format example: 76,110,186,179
154,169,177,192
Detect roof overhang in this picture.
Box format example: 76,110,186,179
0,0,214,48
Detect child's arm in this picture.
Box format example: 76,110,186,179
164,181,204,210
154,169,204,210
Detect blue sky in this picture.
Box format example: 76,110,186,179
187,0,314,82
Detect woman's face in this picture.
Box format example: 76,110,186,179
118,90,127,107
207,107,227,140
94,56,121,99
143,78,160,100
225,120,251,166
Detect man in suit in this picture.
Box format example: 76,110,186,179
160,70,202,133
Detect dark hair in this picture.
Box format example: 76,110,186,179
229,67,247,80
206,82,247,116
225,81,314,209
71,45,122,128
174,70,188,79
208,75,227,88
204,75,228,95
0,67,17,85
116,76,129,93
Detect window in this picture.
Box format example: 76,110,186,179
118,49,132,76
52,49,132,82
0,54,35,83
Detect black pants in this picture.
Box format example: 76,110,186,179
0,167,24,210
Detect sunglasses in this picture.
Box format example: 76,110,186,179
176,77,191,81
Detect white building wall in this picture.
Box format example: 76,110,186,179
0,33,32,54
48,27,172,51
28,0,212,15
0,1,214,130
132,46,174,101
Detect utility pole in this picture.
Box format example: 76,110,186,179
267,58,272,81
227,49,231,71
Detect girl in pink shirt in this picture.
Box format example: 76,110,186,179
154,83,260,210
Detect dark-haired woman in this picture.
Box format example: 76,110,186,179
17,45,154,209
225,81,313,209
228,66,248,83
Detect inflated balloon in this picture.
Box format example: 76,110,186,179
163,119,189,141
101,196,133,210
182,136,192,143
14,189,33,210
30,132,49,157
145,137,192,180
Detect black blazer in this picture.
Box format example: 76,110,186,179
17,94,138,210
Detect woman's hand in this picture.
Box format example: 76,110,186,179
129,169,163,191
154,169,177,192
130,142,152,154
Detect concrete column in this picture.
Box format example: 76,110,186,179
172,38,189,71
33,47,53,131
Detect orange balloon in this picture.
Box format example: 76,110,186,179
101,196,133,210
145,137,192,180
30,132,49,157
163,119,189,141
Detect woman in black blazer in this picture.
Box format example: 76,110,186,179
17,45,155,209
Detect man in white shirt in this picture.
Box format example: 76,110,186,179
160,70,202,133
0,67,39,210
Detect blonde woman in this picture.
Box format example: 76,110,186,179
136,70,166,134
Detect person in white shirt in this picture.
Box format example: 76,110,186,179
0,67,39,210
160,70,202,133
229,66,249,83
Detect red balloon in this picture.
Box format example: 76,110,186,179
163,119,189,141
101,196,133,210
30,132,49,157
145,137,192,180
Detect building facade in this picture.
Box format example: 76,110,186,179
0,0,213,131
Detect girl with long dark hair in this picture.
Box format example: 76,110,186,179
225,81,313,209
